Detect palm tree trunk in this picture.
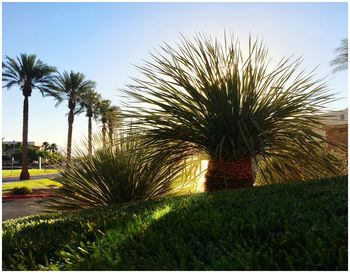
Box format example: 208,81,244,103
102,123,107,147
108,123,113,145
204,158,254,192
67,108,74,161
88,115,92,155
20,95,30,180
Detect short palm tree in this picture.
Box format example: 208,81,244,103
2,54,56,180
330,38,348,73
42,141,50,152
125,34,336,192
80,89,102,154
51,71,96,161
106,105,122,145
48,143,58,154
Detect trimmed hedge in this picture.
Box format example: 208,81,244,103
10,186,32,195
2,176,348,270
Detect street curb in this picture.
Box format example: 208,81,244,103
3,194,58,200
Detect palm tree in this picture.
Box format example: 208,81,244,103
80,89,102,154
51,71,96,161
125,34,336,192
97,99,111,147
42,141,50,152
106,105,122,145
48,143,58,154
2,54,56,180
330,38,348,73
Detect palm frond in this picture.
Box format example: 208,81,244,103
2,54,56,95
330,38,348,73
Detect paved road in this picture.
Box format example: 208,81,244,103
2,198,50,221
2,173,60,182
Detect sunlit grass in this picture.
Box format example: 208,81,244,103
2,179,62,191
2,169,58,178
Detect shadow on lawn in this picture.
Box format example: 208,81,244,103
3,177,348,271
73,181,348,270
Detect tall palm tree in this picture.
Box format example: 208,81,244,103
51,71,96,161
125,34,336,192
330,38,348,73
106,105,122,145
98,99,111,147
2,54,56,180
80,89,102,154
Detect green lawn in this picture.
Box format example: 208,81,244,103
2,176,347,270
2,179,62,191
2,169,58,178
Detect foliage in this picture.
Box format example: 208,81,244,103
50,71,96,111
330,38,348,73
42,142,50,151
12,146,44,162
79,89,102,119
42,142,59,154
2,54,57,180
124,33,337,183
2,155,11,161
49,70,96,159
10,186,32,195
45,133,195,211
3,179,61,191
2,176,347,270
255,143,347,185
106,105,122,142
2,54,57,97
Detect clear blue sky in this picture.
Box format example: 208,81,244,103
2,2,348,150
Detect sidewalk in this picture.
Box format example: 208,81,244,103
3,198,50,221
2,173,60,182
2,175,60,221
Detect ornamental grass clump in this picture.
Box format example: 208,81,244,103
124,33,339,191
46,134,195,211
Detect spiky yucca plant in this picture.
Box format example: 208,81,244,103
46,133,195,211
255,143,347,185
125,33,337,191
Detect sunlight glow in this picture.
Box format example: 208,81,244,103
196,160,208,192
152,205,172,220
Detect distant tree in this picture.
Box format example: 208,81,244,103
48,143,58,154
2,54,56,180
98,99,112,147
330,38,348,73
50,71,96,161
42,142,50,151
13,146,42,163
80,89,102,154
106,105,122,145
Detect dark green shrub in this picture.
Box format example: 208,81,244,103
10,186,32,195
3,176,347,270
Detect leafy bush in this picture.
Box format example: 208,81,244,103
10,186,32,195
3,176,347,270
46,134,195,211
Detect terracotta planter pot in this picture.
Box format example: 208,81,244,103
205,158,254,192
